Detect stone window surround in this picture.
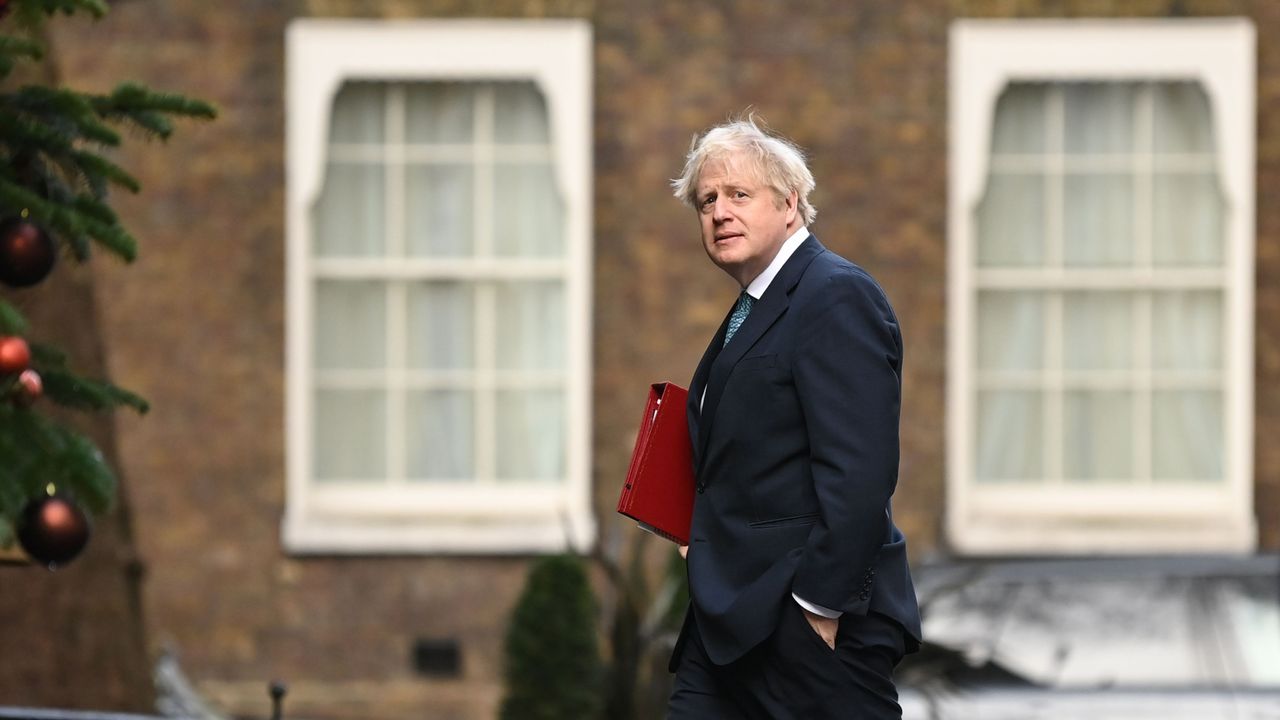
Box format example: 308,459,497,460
283,19,595,554
946,18,1256,554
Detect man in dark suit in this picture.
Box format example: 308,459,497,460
666,117,922,719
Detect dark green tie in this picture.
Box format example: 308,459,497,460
723,291,755,347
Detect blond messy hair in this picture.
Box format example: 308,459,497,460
671,113,817,225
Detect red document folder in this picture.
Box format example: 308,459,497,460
616,382,696,545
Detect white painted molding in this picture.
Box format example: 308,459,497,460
284,19,594,554
947,18,1256,555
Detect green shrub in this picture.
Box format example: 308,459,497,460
500,554,604,720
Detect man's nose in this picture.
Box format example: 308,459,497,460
712,196,731,222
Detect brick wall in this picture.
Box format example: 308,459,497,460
23,0,1279,717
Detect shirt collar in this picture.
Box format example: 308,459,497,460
745,226,809,300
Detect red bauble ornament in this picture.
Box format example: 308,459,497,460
0,335,31,375
0,217,57,288
14,368,41,405
17,495,91,568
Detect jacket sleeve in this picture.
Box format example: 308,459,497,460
789,268,903,614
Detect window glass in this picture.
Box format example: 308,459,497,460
310,80,567,487
974,81,1225,487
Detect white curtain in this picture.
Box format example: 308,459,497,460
494,280,566,482
311,80,566,484
315,388,386,482
975,81,1224,484
314,83,385,258
406,390,473,481
407,281,473,370
406,164,474,257
314,280,386,370
496,390,565,481
976,173,1044,267
493,83,563,257
976,390,1042,482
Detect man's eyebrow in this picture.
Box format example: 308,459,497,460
698,182,751,199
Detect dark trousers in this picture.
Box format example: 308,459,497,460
667,602,905,720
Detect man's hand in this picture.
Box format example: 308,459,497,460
802,608,838,650
679,545,688,559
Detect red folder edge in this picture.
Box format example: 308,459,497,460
616,382,695,545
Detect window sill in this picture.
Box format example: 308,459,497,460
283,506,595,555
948,513,1256,555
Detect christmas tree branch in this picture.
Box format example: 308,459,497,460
39,368,150,414
0,0,214,536
0,299,28,335
0,108,92,155
56,430,116,511
91,83,218,139
0,402,115,515
70,193,120,226
0,176,138,260
0,459,41,521
4,85,124,146
30,342,149,414
68,149,141,194
11,0,108,30
0,35,45,79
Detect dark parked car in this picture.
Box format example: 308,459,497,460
898,555,1280,719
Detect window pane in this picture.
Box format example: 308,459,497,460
496,389,565,481
407,281,473,370
1063,292,1132,371
977,291,1043,372
1153,82,1214,154
309,76,574,492
314,280,385,370
494,82,551,144
314,389,385,481
329,82,385,144
405,164,474,257
1153,173,1224,267
1151,291,1222,372
406,82,475,144
977,173,1044,267
976,390,1042,483
1064,174,1134,267
1065,391,1133,481
1153,390,1223,482
1064,83,1136,154
407,390,473,481
496,281,566,371
493,162,564,257
313,162,385,257
991,83,1047,154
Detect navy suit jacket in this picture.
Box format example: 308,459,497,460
674,234,923,668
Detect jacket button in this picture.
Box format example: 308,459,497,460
697,486,705,494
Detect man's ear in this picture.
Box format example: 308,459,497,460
784,190,800,225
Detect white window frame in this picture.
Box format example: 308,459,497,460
283,19,594,554
947,19,1256,554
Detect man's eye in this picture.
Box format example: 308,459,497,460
734,191,749,199
701,196,715,206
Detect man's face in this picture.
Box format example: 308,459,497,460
695,155,799,287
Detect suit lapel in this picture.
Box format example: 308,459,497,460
687,306,732,467
696,235,825,471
